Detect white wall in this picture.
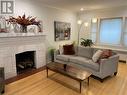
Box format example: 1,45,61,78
14,0,78,61
15,0,78,47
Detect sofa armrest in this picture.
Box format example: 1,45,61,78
0,68,4,79
0,67,5,93
99,54,119,76
54,50,60,61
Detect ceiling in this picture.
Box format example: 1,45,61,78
37,0,127,12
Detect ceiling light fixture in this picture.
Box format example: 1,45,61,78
80,8,84,11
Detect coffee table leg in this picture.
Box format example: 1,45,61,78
46,67,48,78
64,64,67,71
88,77,90,86
80,81,82,93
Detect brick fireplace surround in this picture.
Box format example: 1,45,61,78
0,34,46,79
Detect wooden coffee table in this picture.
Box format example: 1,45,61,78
46,62,92,93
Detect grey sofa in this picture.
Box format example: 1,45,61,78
54,46,119,82
0,67,5,94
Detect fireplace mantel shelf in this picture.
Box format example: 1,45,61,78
0,33,46,38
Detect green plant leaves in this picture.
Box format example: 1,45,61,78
80,38,93,47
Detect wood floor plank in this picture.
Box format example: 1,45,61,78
3,63,127,95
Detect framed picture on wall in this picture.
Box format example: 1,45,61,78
54,21,71,41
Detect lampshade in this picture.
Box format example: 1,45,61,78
80,8,84,11
77,20,82,25
84,22,88,27
92,18,97,23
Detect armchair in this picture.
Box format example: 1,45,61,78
0,67,5,94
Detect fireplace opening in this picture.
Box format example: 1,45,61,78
16,51,36,74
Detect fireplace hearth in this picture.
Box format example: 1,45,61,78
16,51,36,74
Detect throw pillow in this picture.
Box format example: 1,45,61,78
92,50,103,63
63,44,75,55
101,49,112,59
59,45,63,55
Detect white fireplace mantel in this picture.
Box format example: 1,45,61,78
0,33,44,38
0,34,46,79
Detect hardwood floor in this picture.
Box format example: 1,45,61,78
3,62,127,95
5,66,46,84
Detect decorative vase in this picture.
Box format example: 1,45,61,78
37,25,42,32
20,25,27,33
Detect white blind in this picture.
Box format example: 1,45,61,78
100,18,122,45
124,18,127,46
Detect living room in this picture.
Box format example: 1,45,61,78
0,0,127,95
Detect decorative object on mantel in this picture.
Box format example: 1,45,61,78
0,16,8,33
0,29,7,33
54,21,71,41
6,14,42,33
80,38,93,47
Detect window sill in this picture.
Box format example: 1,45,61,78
93,45,127,53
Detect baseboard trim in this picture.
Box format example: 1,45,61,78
119,60,126,63
5,66,46,84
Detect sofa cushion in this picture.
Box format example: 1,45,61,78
63,44,75,55
56,55,69,62
69,56,99,71
56,55,76,62
93,48,99,54
78,47,93,59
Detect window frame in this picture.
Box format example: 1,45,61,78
123,17,127,47
98,17,123,47
90,18,98,43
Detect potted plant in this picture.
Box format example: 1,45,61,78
48,48,56,62
80,38,93,47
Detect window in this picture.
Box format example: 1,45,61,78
91,19,98,43
124,18,127,46
99,18,122,45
